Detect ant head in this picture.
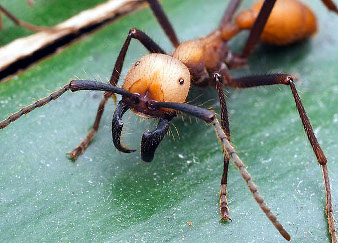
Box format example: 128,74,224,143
122,53,191,118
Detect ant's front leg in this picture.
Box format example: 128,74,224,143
224,73,337,243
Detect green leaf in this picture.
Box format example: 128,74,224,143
1,0,337,242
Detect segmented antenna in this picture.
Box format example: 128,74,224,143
212,117,291,241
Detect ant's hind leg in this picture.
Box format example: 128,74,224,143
225,73,337,242
238,0,337,60
240,0,277,59
145,0,179,47
321,0,338,13
213,72,231,221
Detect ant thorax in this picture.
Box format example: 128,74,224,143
172,33,230,86
122,53,190,118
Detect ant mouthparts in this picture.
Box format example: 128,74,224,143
146,101,156,110
131,94,141,104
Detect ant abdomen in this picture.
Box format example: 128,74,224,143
235,0,317,45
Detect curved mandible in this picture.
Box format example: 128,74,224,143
112,100,135,153
141,117,173,162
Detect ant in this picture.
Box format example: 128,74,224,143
1,0,338,241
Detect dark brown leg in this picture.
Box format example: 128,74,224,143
219,0,242,27
321,0,338,13
238,0,337,59
146,0,179,47
69,28,166,160
110,28,165,85
240,0,277,59
213,72,231,221
225,73,336,242
0,4,51,32
67,94,109,160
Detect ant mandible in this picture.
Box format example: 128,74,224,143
1,0,337,241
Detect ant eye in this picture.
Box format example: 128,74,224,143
179,78,184,85
135,61,140,66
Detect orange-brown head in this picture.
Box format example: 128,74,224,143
122,53,191,118
235,0,317,45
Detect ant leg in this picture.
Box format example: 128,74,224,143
225,73,337,242
109,28,166,85
240,0,277,59
141,117,174,162
213,72,231,221
153,101,291,241
219,0,242,27
146,0,179,47
321,0,338,13
238,0,337,60
68,28,166,159
67,94,109,160
0,4,51,32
